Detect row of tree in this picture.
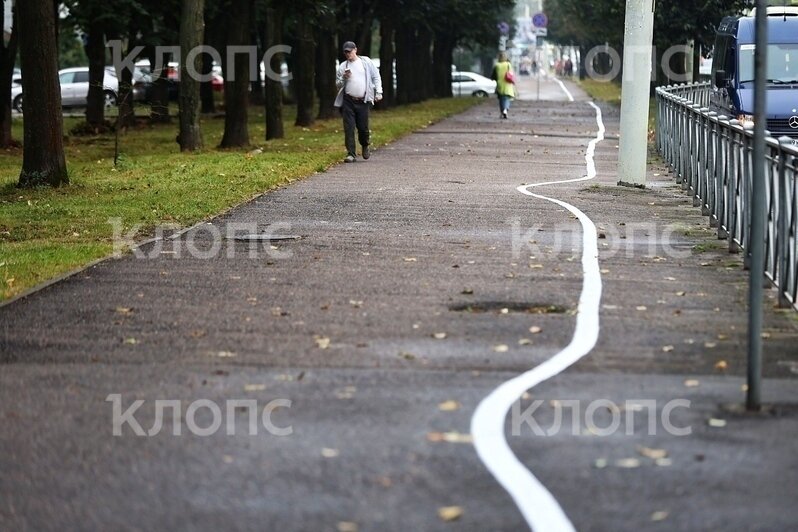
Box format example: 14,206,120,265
542,0,748,83
5,0,515,187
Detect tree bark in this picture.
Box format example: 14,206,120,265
219,0,250,148
378,18,395,108
200,52,216,114
178,0,205,151
0,3,19,147
17,0,68,187
85,19,107,126
294,8,315,127
263,5,284,140
432,35,454,98
315,29,337,120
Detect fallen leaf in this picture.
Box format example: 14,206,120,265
636,306,647,311
337,522,358,532
315,336,331,349
651,511,669,522
494,344,509,353
115,307,133,315
714,360,728,371
638,446,668,460
123,337,138,345
461,288,474,295
244,384,266,392
615,458,641,468
708,418,727,428
676,291,686,296
215,351,237,358
349,300,363,308
438,400,461,411
704,341,717,348
684,379,700,387
321,448,339,458
433,332,447,340
335,386,357,399
518,338,532,346
437,506,463,522
662,345,674,352
594,458,608,469
529,326,542,334
403,257,417,262
427,431,473,444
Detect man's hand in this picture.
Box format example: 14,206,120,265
375,94,383,102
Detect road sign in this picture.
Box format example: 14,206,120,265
532,12,548,28
531,28,547,37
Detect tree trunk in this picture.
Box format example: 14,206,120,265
85,20,107,126
418,26,432,101
219,0,250,148
116,58,135,130
263,6,284,140
178,0,205,151
294,9,315,127
200,52,215,114
17,0,68,187
315,29,336,120
432,35,454,98
378,19,395,108
0,3,19,147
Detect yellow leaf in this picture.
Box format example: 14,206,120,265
438,400,461,412
437,506,463,522
315,336,331,349
638,446,668,460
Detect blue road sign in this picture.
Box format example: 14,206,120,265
532,12,548,28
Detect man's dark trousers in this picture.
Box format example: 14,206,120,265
342,95,370,158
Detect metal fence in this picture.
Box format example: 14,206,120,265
656,82,798,310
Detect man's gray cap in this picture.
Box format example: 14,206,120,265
342,41,356,51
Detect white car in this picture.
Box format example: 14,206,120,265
452,71,496,97
12,66,118,112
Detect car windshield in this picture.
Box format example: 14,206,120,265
738,43,798,84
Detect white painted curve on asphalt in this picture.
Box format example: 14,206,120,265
470,100,605,532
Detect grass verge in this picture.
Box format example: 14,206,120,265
0,98,480,300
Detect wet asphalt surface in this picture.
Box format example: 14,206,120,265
1,76,797,531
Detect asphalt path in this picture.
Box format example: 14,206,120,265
2,75,797,531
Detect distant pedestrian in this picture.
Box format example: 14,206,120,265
334,41,383,163
490,52,515,119
564,56,574,77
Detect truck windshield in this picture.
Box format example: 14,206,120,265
738,43,798,83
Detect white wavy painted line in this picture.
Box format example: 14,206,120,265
553,78,575,102
471,101,605,532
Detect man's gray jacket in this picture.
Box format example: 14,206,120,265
334,56,383,107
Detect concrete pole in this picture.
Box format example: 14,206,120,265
746,0,768,412
617,0,655,188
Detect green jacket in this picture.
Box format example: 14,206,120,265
491,61,516,97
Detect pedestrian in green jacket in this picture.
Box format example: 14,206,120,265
491,52,516,119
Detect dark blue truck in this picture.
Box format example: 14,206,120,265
710,6,798,141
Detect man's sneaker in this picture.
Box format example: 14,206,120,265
502,109,508,119
362,145,370,159
344,155,355,163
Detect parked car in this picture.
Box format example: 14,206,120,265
710,5,798,139
451,71,496,97
11,66,118,112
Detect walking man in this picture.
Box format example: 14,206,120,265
334,41,383,163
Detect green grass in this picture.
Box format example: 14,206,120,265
577,78,622,106
0,98,480,300
577,78,658,131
